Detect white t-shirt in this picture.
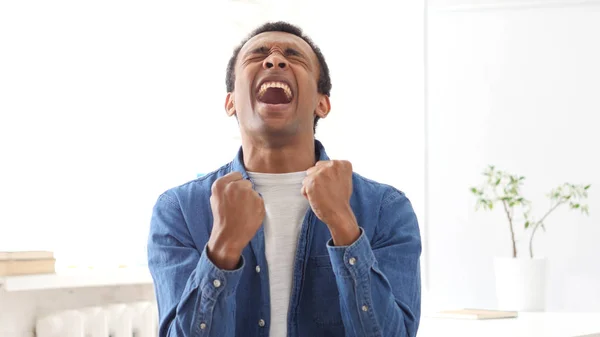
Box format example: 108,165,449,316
247,171,309,337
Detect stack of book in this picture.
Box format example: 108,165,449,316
0,251,56,276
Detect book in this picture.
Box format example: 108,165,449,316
0,251,54,261
429,309,519,320
0,258,56,276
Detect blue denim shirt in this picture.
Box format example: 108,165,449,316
148,140,421,337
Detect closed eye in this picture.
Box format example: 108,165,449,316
249,46,269,57
284,48,303,58
247,47,306,60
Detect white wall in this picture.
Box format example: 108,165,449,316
0,1,426,334
427,1,600,311
0,0,247,267
0,0,426,274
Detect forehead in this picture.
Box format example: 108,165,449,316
239,31,317,60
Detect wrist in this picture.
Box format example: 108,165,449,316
330,226,361,246
328,205,360,246
207,239,242,270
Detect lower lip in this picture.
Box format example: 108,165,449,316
256,100,293,113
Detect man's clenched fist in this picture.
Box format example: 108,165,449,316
301,160,361,246
207,172,265,270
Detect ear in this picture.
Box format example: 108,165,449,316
225,92,236,117
314,95,331,119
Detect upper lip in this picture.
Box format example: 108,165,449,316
255,75,295,99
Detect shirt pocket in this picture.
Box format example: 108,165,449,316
305,255,344,327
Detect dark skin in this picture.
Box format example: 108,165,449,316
225,31,326,173
208,32,360,270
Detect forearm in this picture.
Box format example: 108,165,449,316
327,230,420,337
155,246,243,337
148,191,245,337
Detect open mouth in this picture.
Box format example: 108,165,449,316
256,81,293,105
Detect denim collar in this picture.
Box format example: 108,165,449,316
230,139,330,178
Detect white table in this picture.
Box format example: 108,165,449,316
418,312,600,337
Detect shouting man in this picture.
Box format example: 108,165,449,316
148,21,422,337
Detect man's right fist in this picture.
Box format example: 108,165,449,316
207,172,265,270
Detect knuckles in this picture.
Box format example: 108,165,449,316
212,179,257,201
211,180,222,195
324,160,352,172
335,160,352,171
311,160,352,179
224,182,252,197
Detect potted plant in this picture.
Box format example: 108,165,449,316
470,165,590,311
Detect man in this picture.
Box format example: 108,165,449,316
148,21,421,337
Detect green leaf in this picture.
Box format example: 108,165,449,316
582,205,590,215
470,187,478,194
495,178,501,186
585,184,591,190
525,221,530,229
477,199,491,211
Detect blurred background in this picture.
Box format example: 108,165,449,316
1,0,598,336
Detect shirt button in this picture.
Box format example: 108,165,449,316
255,265,261,273
349,257,357,265
362,305,369,312
213,279,221,288
258,319,265,327
200,323,207,330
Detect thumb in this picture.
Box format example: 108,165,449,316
301,185,308,198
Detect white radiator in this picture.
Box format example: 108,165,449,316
35,301,158,337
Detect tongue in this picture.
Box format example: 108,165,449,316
258,87,291,104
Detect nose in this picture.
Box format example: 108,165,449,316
263,53,288,70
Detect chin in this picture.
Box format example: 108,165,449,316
251,117,300,139
244,101,306,137
259,119,297,134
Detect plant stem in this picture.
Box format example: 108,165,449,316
528,201,563,258
501,199,517,258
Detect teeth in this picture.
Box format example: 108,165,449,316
258,81,293,100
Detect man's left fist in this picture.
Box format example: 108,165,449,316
302,160,360,245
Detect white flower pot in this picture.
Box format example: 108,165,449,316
493,257,547,311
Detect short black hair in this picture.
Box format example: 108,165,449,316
225,21,331,132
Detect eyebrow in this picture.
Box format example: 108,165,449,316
247,46,306,59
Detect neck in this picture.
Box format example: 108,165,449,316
241,135,316,173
